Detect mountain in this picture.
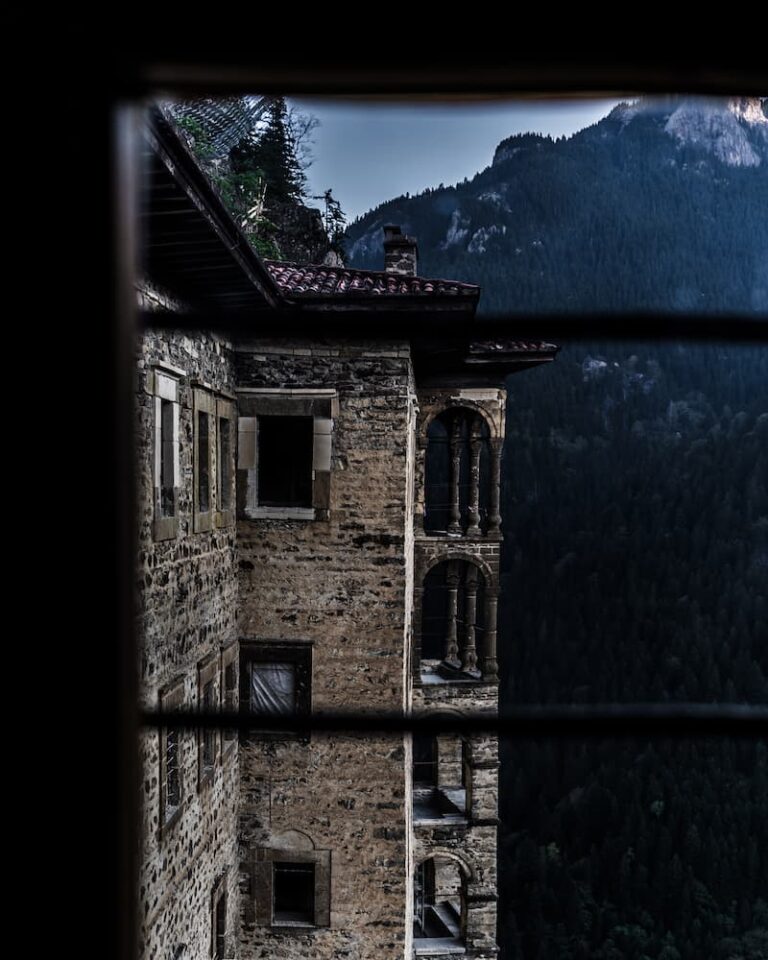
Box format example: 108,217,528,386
345,96,768,315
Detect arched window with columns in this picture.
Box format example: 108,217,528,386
419,558,498,680
424,408,498,536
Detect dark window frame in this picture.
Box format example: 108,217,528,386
220,641,238,750
193,386,217,533
257,414,314,509
106,54,768,960
210,873,227,960
250,847,331,931
237,390,337,522
273,861,315,924
158,677,185,838
197,655,219,789
239,640,312,742
216,396,235,528
151,365,182,542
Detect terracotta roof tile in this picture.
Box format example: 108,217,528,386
265,261,479,299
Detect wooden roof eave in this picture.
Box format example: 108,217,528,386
145,106,284,311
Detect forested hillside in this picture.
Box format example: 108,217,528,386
498,343,767,960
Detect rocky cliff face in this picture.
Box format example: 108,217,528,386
609,96,768,168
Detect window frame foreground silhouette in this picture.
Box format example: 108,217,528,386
96,52,768,960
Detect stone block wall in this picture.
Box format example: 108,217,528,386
137,324,240,960
233,339,416,960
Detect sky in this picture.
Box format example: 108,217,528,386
290,98,623,223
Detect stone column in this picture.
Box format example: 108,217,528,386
466,417,483,537
462,564,479,673
444,561,461,666
448,414,463,535
488,437,503,536
480,589,499,681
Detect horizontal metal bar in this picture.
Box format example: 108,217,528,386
129,54,768,99
141,309,768,342
141,704,768,737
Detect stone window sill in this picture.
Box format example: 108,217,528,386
413,942,466,956
153,516,178,541
248,506,316,521
215,509,234,528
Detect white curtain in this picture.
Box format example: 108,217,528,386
250,662,295,714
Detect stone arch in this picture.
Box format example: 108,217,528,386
419,400,498,444
269,828,316,851
416,850,474,881
422,406,494,536
416,554,499,681
413,851,472,945
421,550,496,591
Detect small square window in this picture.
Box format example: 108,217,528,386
248,662,296,714
273,862,315,924
257,415,313,508
240,641,312,740
250,848,331,930
237,390,336,521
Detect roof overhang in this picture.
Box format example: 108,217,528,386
412,336,559,386
142,106,283,313
140,106,559,382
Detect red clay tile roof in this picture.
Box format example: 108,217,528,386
265,260,479,298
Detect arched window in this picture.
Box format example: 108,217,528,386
421,559,486,677
413,732,470,822
413,856,466,949
413,734,438,785
424,409,491,535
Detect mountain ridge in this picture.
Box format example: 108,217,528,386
345,96,768,316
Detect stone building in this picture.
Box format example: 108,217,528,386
137,107,557,960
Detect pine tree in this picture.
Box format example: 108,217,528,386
231,97,305,206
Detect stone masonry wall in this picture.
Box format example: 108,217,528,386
234,339,415,960
137,325,240,960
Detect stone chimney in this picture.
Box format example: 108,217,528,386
383,225,418,276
